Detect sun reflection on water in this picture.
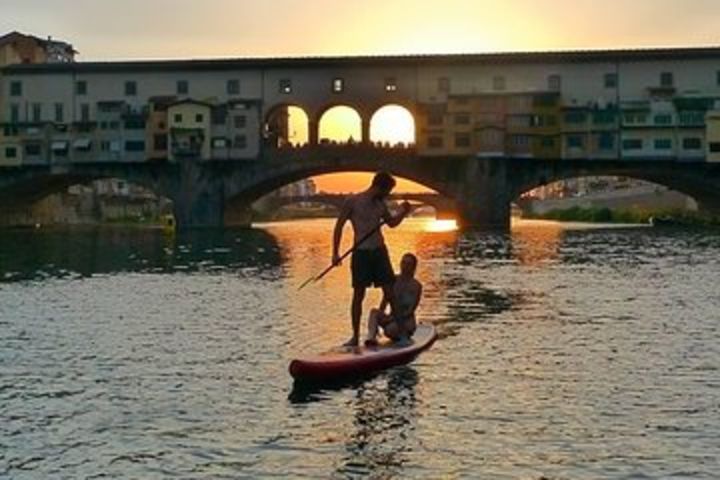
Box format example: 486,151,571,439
422,219,458,233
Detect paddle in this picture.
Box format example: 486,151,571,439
297,218,388,291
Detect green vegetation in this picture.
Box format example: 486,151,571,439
526,206,720,226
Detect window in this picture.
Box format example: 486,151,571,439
233,135,247,149
76,80,87,95
511,135,529,147
109,121,120,130
679,111,705,126
10,81,22,96
385,77,397,92
654,114,673,125
153,134,168,151
438,77,451,93
660,72,674,87
604,73,618,88
125,81,137,96
125,140,145,152
54,103,64,123
548,74,562,91
717,71,720,86
227,79,240,95
234,115,246,128
493,76,506,91
455,133,471,148
428,113,443,126
5,147,17,159
564,112,587,124
710,142,720,153
212,138,228,149
10,104,20,123
195,113,204,123
80,104,90,122
566,135,584,149
32,104,42,123
279,79,292,94
25,144,41,156
682,138,702,150
593,111,616,124
428,136,444,148
174,114,183,123
622,139,643,150
598,133,615,150
654,139,673,150
454,113,471,125
540,137,556,148
332,78,344,93
177,80,189,95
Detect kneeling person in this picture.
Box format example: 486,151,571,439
365,253,423,346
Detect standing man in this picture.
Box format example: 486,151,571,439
332,172,412,347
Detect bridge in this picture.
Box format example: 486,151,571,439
257,191,456,220
3,48,720,228
2,145,719,230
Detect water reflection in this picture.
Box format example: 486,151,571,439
0,227,284,282
338,367,419,478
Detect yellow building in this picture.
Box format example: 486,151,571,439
167,100,212,161
706,110,720,163
147,96,175,160
530,93,561,159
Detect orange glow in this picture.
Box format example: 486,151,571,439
424,219,458,233
370,105,415,145
287,106,309,145
313,173,433,194
318,106,361,143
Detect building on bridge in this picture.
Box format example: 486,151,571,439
2,46,720,166
3,44,720,229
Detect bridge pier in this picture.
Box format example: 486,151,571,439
170,157,227,229
454,157,512,231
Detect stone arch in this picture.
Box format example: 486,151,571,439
369,104,417,148
0,169,174,227
263,103,312,148
508,160,719,216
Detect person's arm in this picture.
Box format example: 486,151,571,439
332,198,352,265
382,201,412,228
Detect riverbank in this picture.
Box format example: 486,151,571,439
524,206,720,226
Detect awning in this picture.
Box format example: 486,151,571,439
73,138,92,150
51,141,69,152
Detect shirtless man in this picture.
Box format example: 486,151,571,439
332,172,412,347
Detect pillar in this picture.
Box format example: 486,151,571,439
361,117,371,146
171,155,226,229
308,118,319,146
453,157,512,231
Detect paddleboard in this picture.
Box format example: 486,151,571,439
289,324,437,381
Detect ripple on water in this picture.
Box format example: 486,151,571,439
0,221,719,478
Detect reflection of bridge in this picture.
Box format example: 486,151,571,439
2,146,719,230
259,192,457,219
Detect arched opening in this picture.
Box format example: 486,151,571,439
370,105,416,147
318,106,362,145
516,175,699,224
0,178,174,229
246,172,457,228
264,105,310,149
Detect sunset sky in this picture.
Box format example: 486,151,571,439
3,0,719,192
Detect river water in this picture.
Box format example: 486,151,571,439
1,219,719,479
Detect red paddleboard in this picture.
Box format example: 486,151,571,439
289,324,437,381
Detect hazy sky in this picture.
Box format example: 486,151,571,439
2,0,719,60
